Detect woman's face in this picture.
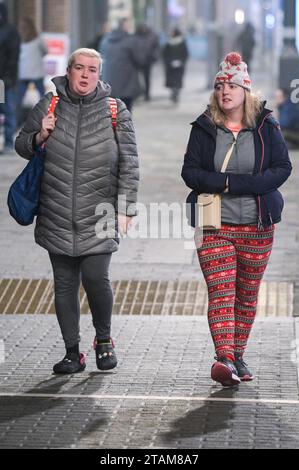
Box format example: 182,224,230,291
67,54,100,96
215,82,245,116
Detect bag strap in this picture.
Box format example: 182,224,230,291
44,95,117,134
220,141,236,173
47,96,117,128
109,97,117,130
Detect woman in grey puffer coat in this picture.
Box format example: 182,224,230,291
15,48,139,374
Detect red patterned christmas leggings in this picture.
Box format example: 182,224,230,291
196,224,275,359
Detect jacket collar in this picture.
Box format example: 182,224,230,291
191,109,216,138
51,75,111,104
256,102,273,127
192,101,273,136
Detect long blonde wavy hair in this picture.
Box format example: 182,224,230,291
209,88,263,129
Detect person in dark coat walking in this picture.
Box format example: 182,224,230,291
275,88,299,149
182,52,292,388
17,17,48,125
235,23,255,72
163,27,188,103
15,48,139,374
87,22,110,52
0,4,20,151
101,19,146,112
135,23,160,101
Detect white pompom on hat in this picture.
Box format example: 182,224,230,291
214,52,252,91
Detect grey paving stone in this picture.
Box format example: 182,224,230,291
0,315,298,448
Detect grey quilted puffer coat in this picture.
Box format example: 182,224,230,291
15,76,139,256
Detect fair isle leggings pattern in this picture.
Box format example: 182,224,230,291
197,225,274,358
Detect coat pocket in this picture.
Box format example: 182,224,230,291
260,190,284,224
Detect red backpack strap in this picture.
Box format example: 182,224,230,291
48,95,59,114
109,97,117,130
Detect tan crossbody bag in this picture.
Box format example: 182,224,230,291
197,141,236,230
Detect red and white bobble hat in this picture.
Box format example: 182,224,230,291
214,52,252,91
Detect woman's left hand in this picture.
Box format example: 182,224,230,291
118,215,133,236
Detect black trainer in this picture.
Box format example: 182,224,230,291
53,352,86,374
234,353,253,381
211,356,241,387
93,337,117,371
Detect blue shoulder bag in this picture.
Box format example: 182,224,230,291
7,96,59,226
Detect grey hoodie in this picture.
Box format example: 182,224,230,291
15,76,139,256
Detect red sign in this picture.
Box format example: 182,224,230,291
46,39,66,56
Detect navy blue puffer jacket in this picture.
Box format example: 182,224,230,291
182,106,292,228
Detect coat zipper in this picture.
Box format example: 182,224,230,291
72,99,83,256
257,112,272,231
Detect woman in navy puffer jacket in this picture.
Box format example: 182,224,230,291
182,52,292,388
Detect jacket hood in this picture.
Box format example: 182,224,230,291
51,75,111,103
256,103,274,126
108,29,129,44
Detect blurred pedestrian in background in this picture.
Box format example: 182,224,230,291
182,52,292,388
163,27,188,104
100,19,146,112
15,48,139,374
0,3,20,152
17,17,48,125
135,23,160,101
87,22,110,53
275,88,299,149
235,23,256,72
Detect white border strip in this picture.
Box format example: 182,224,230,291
0,392,299,405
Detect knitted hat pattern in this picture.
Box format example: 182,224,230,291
214,52,252,91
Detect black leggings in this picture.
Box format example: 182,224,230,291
49,252,113,348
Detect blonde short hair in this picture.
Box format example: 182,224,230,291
67,48,102,73
209,88,263,129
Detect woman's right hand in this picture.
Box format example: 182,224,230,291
35,113,57,145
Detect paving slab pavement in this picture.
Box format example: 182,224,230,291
0,315,299,449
